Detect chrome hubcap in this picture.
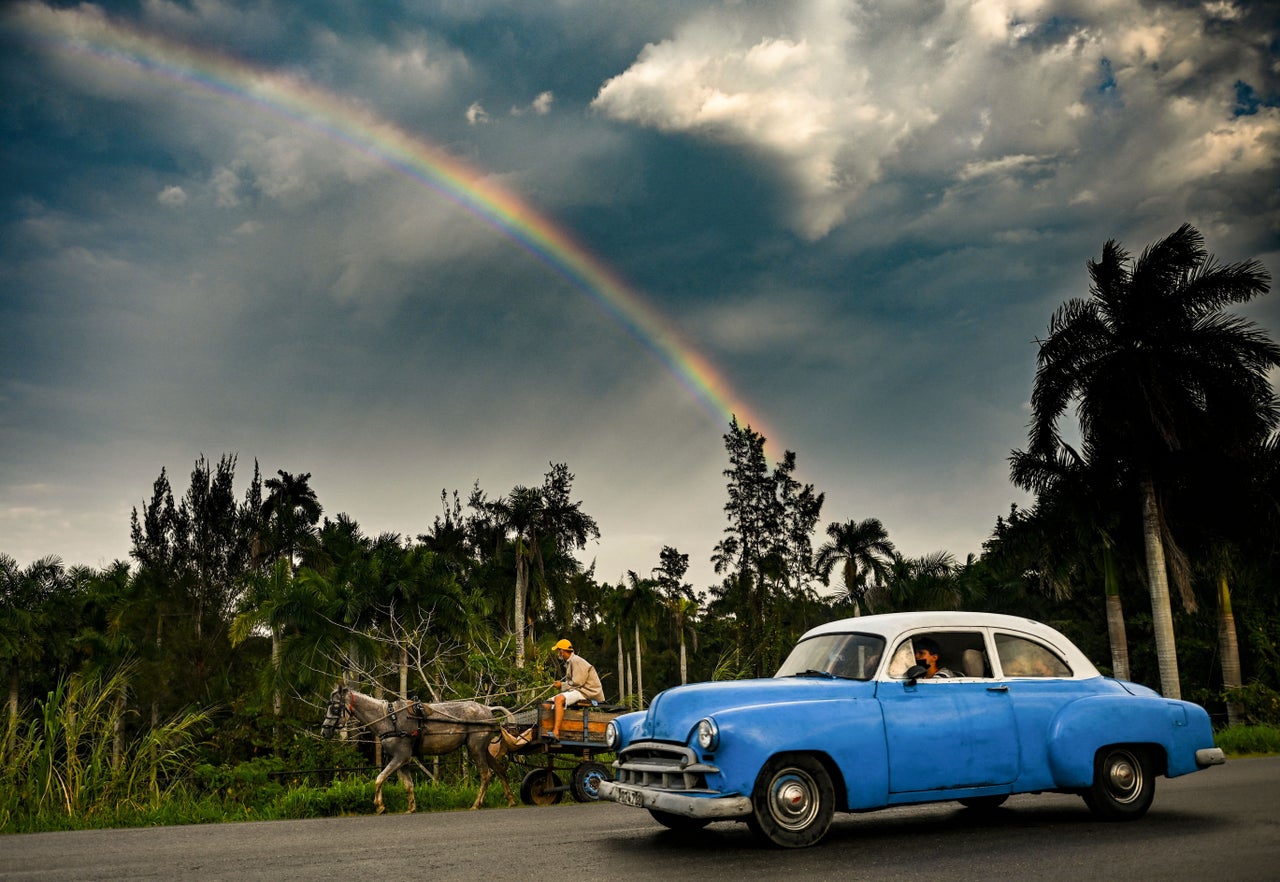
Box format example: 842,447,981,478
1107,752,1141,803
769,771,819,830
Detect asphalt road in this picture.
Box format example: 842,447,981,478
3,756,1276,882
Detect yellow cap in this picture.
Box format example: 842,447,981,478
553,639,573,651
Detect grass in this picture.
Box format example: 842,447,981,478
1213,724,1280,757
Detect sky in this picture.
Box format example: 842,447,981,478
2,0,1278,594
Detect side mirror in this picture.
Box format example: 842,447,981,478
905,664,928,684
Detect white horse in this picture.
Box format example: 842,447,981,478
321,684,517,813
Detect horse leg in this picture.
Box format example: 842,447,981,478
497,759,517,807
374,764,391,814
376,744,411,815
486,736,517,807
399,766,416,814
467,735,492,810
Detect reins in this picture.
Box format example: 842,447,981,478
333,690,517,743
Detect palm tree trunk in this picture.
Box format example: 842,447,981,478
514,551,528,668
634,621,644,709
1102,541,1129,680
616,630,624,705
1217,574,1243,725
1140,476,1181,699
679,628,688,685
271,626,282,719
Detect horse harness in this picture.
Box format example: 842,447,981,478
332,691,498,744
380,699,432,743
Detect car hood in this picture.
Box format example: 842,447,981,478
637,676,872,744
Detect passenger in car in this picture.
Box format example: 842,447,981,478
914,637,957,678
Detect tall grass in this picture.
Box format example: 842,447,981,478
1215,724,1280,757
0,664,209,832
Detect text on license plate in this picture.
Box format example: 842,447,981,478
615,786,644,807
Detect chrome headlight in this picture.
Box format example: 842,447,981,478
605,720,619,749
695,717,719,751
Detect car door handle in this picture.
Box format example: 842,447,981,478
986,684,1009,692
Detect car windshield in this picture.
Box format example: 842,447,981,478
774,633,886,681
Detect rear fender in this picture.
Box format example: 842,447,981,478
1046,695,1213,786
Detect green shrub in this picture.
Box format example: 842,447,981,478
1215,724,1280,756
1225,681,1280,725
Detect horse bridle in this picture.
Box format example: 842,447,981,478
321,687,351,735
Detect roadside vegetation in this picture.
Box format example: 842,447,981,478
4,225,1280,833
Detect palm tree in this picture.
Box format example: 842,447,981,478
1,555,65,748
814,519,896,615
1010,442,1131,678
487,485,543,668
261,470,322,570
622,571,664,708
1027,224,1277,698
486,464,599,668
654,546,697,684
232,470,321,722
883,551,961,611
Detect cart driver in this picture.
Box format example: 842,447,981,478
548,639,604,742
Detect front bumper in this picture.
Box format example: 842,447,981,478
597,780,752,819
1196,747,1226,766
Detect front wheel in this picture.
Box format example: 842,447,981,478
520,769,563,806
1083,746,1154,820
745,754,835,848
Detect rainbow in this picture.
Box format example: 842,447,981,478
7,3,775,447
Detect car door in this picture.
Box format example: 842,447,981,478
878,632,1019,793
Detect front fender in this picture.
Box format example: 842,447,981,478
1046,694,1217,786
610,710,646,747
705,698,888,809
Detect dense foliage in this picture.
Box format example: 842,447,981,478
3,225,1278,831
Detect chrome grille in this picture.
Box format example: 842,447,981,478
613,741,719,792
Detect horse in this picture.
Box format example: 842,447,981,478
320,684,517,813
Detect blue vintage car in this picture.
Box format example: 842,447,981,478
597,611,1225,847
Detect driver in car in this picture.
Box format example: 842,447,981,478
914,637,956,678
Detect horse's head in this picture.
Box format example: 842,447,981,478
320,684,349,738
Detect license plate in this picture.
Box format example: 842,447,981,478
615,786,644,807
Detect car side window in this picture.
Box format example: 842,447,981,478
995,633,1073,678
885,633,992,678
886,640,917,678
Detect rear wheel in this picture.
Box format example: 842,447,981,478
519,769,562,806
746,754,835,848
648,809,711,832
1083,746,1154,820
570,761,611,802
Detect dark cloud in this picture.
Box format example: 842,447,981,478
2,0,1276,589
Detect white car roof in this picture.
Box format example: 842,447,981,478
800,610,1101,678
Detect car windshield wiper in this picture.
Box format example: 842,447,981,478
791,669,838,679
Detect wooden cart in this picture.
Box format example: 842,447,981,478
504,701,626,804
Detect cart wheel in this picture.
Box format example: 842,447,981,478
570,761,611,802
520,768,563,806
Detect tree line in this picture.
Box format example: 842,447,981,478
3,224,1279,776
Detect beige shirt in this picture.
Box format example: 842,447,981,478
563,653,605,702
